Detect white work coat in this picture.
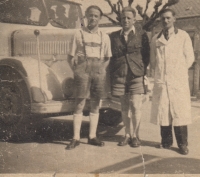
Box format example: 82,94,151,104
150,29,194,126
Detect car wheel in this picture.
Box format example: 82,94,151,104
0,68,31,141
99,109,122,126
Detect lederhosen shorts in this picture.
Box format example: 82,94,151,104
73,30,107,99
74,57,107,99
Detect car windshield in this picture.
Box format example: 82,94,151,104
0,0,83,28
45,0,83,29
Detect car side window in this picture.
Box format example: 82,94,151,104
0,0,48,26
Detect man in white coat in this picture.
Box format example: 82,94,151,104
150,9,194,155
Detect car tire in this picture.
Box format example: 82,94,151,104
99,109,122,126
0,68,31,141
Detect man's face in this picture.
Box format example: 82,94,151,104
161,11,176,29
86,8,101,29
121,11,136,31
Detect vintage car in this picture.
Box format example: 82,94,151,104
0,0,122,135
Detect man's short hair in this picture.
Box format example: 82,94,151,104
85,5,103,17
121,6,136,17
159,8,176,16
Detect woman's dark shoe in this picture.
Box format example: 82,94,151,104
88,137,105,147
179,145,189,155
130,137,141,147
118,136,131,146
66,139,80,150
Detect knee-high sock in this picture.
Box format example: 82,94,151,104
89,112,99,139
121,111,131,137
131,108,142,138
120,95,131,137
73,113,83,140
130,95,143,138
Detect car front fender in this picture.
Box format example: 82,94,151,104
0,57,66,103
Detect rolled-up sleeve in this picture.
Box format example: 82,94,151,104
104,34,112,58
69,31,80,57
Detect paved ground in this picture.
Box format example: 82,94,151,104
0,99,200,177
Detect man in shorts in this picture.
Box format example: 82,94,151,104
109,6,150,147
66,5,112,150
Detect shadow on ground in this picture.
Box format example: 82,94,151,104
91,153,200,174
0,114,123,144
1,114,200,174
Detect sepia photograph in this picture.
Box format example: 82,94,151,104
0,0,200,176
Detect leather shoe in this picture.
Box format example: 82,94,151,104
179,145,189,155
130,137,141,147
160,144,172,149
118,136,131,146
66,139,80,150
88,137,105,147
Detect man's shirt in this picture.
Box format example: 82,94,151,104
120,26,135,42
163,26,175,40
69,27,112,59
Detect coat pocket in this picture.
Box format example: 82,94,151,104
127,43,142,54
134,43,142,49
134,44,142,53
